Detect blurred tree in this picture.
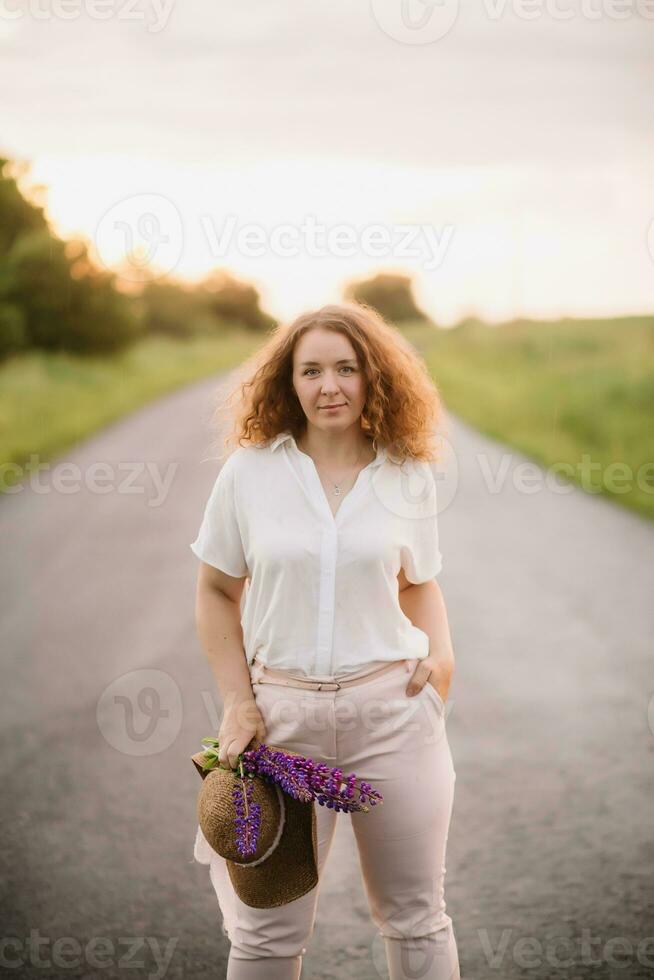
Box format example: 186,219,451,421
198,270,276,332
343,271,428,323
0,303,27,359
138,272,275,337
0,157,141,358
2,230,140,355
0,157,49,258
138,278,213,338
0,155,275,359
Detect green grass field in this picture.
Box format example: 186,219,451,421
0,330,262,492
405,315,654,520
2,316,653,519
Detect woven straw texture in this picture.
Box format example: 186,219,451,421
191,745,319,908
226,788,318,908
196,766,281,864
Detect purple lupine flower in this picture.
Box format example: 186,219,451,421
232,763,262,858
240,743,383,812
197,737,384,857
243,745,314,803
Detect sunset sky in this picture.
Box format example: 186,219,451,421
1,0,653,325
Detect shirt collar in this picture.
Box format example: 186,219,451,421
269,430,390,467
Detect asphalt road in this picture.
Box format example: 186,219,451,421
1,370,653,980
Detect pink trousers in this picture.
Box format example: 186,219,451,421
193,657,460,980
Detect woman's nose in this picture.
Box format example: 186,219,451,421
321,380,341,395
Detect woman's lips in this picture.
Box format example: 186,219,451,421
320,404,346,411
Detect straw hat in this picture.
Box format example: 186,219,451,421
191,744,319,909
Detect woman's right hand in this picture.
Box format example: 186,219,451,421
217,695,267,770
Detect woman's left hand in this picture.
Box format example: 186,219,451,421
406,654,454,702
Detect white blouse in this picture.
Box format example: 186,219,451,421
189,430,443,680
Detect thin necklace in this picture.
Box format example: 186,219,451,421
300,441,367,496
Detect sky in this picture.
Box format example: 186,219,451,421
1,0,653,325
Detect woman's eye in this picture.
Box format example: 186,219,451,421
303,367,355,376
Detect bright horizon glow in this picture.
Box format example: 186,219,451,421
2,2,653,326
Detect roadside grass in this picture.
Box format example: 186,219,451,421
404,316,654,520
0,330,262,492
2,316,652,519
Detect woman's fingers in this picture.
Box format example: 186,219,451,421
217,733,255,769
216,706,267,769
406,661,433,696
218,739,232,768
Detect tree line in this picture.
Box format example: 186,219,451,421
0,156,427,362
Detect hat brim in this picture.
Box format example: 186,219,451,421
226,789,318,909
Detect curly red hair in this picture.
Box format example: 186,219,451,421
210,301,446,463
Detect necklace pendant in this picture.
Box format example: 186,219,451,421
333,485,342,496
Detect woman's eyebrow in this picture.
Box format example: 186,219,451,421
300,358,357,366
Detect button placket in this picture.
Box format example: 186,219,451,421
281,436,386,677
314,526,337,676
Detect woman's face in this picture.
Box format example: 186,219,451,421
292,328,368,435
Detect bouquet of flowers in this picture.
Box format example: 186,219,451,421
196,736,384,859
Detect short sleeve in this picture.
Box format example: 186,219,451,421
189,454,248,578
399,462,443,584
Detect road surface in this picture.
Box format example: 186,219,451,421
1,370,653,979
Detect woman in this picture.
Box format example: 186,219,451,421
190,302,460,980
